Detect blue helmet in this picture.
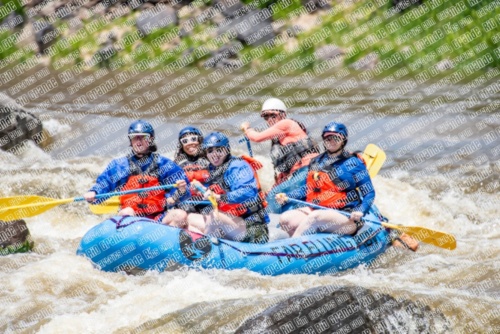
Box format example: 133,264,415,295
129,120,154,137
322,121,348,139
179,126,202,140
202,132,230,150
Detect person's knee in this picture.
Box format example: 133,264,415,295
118,207,135,216
280,211,296,224
279,213,293,233
162,209,187,228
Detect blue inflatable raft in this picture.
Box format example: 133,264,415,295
77,206,392,276
77,207,391,275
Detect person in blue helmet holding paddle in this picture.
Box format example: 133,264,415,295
276,121,375,237
187,131,270,243
277,121,419,250
84,120,190,223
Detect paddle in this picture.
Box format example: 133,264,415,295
88,197,211,214
192,182,218,216
283,197,456,250
0,184,177,221
362,143,386,178
239,136,253,157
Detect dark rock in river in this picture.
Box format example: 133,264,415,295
136,4,178,36
0,92,45,153
0,220,34,255
236,285,450,333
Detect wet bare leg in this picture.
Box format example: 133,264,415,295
186,213,207,234
204,212,247,241
292,210,356,237
161,209,188,228
279,207,313,237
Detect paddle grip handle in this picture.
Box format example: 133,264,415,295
238,136,253,157
76,184,177,202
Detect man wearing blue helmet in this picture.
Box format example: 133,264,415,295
84,120,190,221
276,122,376,237
187,131,269,243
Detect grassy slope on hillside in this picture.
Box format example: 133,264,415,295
2,0,499,74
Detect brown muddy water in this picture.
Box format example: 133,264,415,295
0,66,499,333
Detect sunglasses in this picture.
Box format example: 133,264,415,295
128,134,150,140
261,113,279,121
323,134,344,143
206,147,226,154
180,135,199,145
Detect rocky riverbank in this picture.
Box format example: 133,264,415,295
0,0,498,74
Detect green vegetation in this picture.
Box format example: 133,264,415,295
2,0,499,74
0,239,34,255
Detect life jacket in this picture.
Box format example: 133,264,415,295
120,153,166,216
270,119,319,176
175,153,210,195
205,156,267,218
305,151,366,210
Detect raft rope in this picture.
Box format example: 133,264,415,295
109,216,154,230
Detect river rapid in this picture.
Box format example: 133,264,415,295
0,67,499,333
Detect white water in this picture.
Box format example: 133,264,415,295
1,142,499,333
1,70,499,332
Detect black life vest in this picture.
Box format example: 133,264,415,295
270,119,319,175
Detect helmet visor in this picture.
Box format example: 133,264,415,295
322,132,344,143
128,133,151,140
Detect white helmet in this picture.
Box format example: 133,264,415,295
261,98,287,113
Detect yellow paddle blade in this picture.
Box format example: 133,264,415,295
363,144,386,178
382,222,457,250
0,198,74,221
88,196,120,214
208,193,219,216
0,196,55,209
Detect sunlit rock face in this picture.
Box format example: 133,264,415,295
0,92,45,152
0,219,34,255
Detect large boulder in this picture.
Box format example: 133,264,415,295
136,4,178,36
0,220,34,255
0,92,45,153
32,19,56,54
236,285,449,333
215,0,275,46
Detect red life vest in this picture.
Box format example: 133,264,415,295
175,153,210,196
206,156,267,218
120,153,166,216
305,152,366,209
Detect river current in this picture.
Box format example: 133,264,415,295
0,67,499,333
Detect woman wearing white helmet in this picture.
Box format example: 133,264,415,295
241,98,319,184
